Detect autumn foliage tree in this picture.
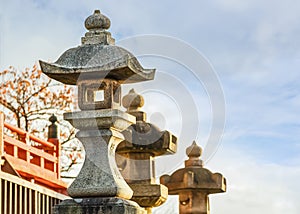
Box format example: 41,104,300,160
0,64,73,131
0,64,83,175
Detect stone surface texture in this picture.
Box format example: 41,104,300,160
65,109,135,199
77,79,122,110
53,197,145,214
160,141,227,214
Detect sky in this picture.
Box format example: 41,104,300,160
1,0,300,213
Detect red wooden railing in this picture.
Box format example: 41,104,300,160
0,112,67,194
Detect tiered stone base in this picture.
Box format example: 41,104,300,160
53,197,146,214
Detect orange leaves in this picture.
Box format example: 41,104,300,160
32,64,37,71
1,63,81,173
65,149,82,164
9,81,14,89
1,69,9,75
66,87,73,94
0,64,75,131
18,80,31,89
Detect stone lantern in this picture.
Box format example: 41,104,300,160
40,10,155,214
160,141,226,214
116,89,177,213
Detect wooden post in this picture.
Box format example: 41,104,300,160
0,112,4,157
48,114,61,179
0,112,4,171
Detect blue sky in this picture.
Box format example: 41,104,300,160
1,0,300,213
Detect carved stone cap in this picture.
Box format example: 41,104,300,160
49,114,57,123
48,114,58,139
122,89,145,112
185,141,203,167
82,10,114,45
85,10,111,31
186,141,202,158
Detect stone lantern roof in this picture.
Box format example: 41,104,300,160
39,10,155,85
161,141,226,194
118,89,177,156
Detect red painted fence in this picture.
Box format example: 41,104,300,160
0,112,67,194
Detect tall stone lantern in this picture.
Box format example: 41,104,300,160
116,89,177,213
40,10,155,214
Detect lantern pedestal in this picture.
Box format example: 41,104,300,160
53,197,145,214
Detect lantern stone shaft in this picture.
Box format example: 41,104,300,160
40,10,155,214
64,110,135,198
160,141,226,214
116,89,177,213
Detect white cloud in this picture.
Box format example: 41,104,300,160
209,144,300,214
